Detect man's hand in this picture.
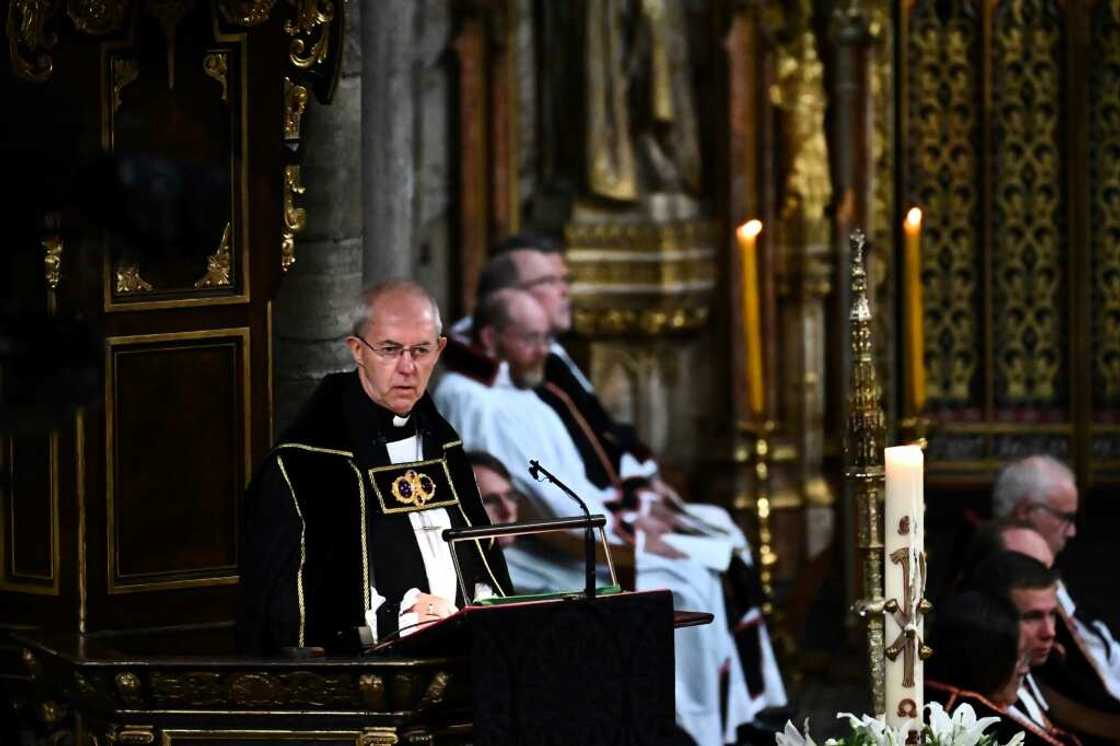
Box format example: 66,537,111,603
642,532,688,560
635,514,688,559
407,593,455,624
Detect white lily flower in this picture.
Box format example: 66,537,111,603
774,719,817,746
834,712,907,745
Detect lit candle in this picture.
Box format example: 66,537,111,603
903,208,926,414
736,220,765,418
884,445,925,735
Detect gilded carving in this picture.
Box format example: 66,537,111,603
770,3,831,247
992,0,1064,406
390,672,421,711
226,671,359,708
114,726,154,744
230,672,284,707
284,671,356,707
39,700,61,725
195,222,233,288
358,673,386,711
360,729,400,746
565,220,718,253
115,671,144,707
567,256,714,288
1090,2,1120,404
218,0,278,26
203,51,229,103
281,164,306,272
564,219,717,337
115,260,153,294
112,57,139,112
43,227,62,290
417,671,451,710
67,0,128,35
6,0,57,82
150,671,225,707
285,0,334,70
907,0,981,407
572,306,708,336
284,77,309,142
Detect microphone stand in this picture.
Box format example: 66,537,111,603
529,460,597,599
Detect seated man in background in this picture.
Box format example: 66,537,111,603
927,590,1077,746
993,456,1120,706
969,551,1120,744
448,237,786,720
436,288,767,746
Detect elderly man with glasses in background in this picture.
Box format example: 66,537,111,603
992,456,1120,717
238,280,511,656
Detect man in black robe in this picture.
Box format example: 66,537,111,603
238,281,512,656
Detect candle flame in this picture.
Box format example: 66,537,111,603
904,207,922,229
737,219,763,240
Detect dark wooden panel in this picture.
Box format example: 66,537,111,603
106,331,248,592
103,3,250,310
1,432,59,591
161,734,359,745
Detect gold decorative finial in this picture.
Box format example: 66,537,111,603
845,227,888,718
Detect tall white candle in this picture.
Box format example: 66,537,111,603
884,445,925,735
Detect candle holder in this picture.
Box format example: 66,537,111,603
844,229,888,718
735,418,779,616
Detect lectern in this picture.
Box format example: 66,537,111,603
13,511,694,745
14,590,682,745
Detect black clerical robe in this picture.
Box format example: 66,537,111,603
237,371,512,655
1035,604,1120,716
539,351,652,490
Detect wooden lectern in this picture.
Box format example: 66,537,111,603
14,589,686,745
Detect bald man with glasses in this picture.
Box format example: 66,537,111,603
238,281,511,656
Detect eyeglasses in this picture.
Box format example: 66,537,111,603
519,273,570,291
501,328,552,348
355,336,439,362
480,489,522,507
1032,503,1078,526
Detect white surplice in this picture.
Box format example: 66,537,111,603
433,365,757,745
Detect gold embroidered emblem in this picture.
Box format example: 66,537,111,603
390,469,437,507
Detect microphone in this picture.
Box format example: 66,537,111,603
527,460,597,599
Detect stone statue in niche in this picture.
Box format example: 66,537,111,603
583,0,702,216
533,0,708,226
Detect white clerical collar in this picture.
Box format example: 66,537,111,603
1056,580,1075,616
492,361,515,389
392,414,411,428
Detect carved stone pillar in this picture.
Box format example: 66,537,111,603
362,0,419,283
827,0,881,613
273,3,363,435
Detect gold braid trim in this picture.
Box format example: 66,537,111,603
348,461,371,611
275,443,369,612
276,455,307,647
274,442,354,457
